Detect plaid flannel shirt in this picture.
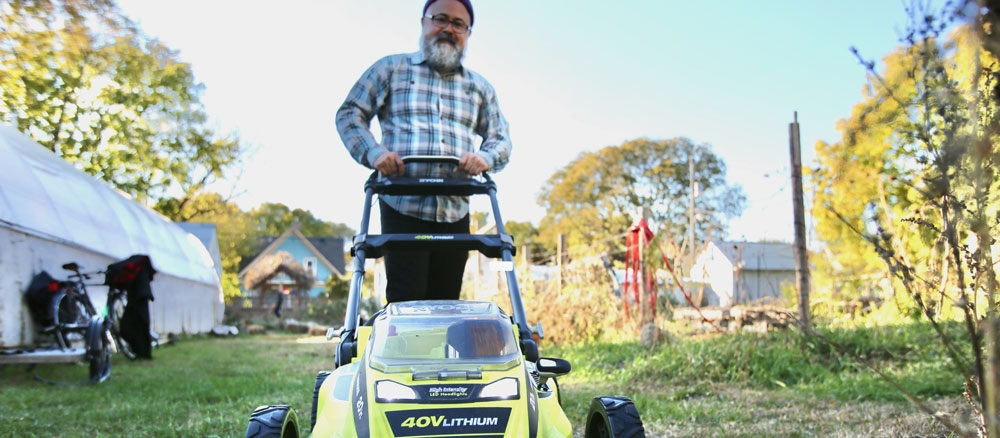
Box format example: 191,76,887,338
336,52,512,223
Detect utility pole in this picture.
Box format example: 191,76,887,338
789,111,812,330
688,154,696,272
557,234,565,291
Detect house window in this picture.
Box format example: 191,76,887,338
303,257,318,278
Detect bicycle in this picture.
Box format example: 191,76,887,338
24,266,112,383
61,262,137,360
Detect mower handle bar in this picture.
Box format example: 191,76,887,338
400,155,460,165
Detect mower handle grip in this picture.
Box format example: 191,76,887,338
401,155,461,165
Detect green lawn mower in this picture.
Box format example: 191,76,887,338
245,156,645,437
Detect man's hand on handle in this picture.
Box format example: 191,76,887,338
375,151,488,176
457,152,488,175
374,151,405,176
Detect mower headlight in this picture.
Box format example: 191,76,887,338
375,380,418,402
479,378,519,401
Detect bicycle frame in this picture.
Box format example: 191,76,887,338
60,262,136,360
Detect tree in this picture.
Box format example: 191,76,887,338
248,203,354,238
0,0,243,205
323,272,350,300
154,193,260,302
810,44,926,304
812,1,1000,434
536,137,746,261
505,220,550,264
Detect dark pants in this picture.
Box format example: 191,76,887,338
380,200,469,303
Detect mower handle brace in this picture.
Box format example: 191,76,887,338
337,156,537,366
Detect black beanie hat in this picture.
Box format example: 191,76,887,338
423,0,474,26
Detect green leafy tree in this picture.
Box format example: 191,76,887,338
810,44,926,304
536,137,746,260
505,220,549,264
812,2,1000,434
469,212,548,264
154,193,260,302
0,0,242,205
323,272,350,300
248,203,354,238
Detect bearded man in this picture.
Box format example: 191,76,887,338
336,0,512,304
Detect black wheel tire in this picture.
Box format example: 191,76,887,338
584,396,645,438
86,318,111,383
53,293,90,349
310,371,332,432
108,296,137,360
246,405,300,438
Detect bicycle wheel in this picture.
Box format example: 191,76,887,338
52,291,92,349
87,317,112,383
107,293,137,360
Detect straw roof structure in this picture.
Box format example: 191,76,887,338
242,250,316,291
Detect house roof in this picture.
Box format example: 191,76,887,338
238,222,345,279
305,236,347,274
713,241,797,271
241,251,315,290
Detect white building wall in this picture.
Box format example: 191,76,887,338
0,226,224,347
691,243,737,307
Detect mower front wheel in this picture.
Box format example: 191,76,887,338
584,396,645,438
246,405,300,438
311,371,331,431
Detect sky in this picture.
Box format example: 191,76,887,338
114,0,925,243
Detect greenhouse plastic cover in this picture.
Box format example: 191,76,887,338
0,125,218,285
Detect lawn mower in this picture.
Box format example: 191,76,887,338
245,156,645,437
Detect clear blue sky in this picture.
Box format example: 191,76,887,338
116,0,922,243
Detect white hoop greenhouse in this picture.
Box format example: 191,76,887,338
0,125,223,348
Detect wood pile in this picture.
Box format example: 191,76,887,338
674,305,797,332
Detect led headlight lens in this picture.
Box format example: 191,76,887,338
375,380,418,402
479,378,519,400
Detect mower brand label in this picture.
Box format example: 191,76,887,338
413,235,455,240
419,178,445,183
402,415,495,427
396,302,489,316
385,407,510,436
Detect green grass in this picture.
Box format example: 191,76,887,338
0,322,974,437
0,334,331,437
547,321,972,436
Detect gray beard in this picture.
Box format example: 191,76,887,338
421,34,464,72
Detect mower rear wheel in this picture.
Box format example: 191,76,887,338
584,396,645,438
246,405,299,438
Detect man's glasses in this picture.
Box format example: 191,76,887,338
423,14,471,34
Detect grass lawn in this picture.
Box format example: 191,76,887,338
0,329,977,437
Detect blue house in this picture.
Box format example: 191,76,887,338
238,222,346,309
